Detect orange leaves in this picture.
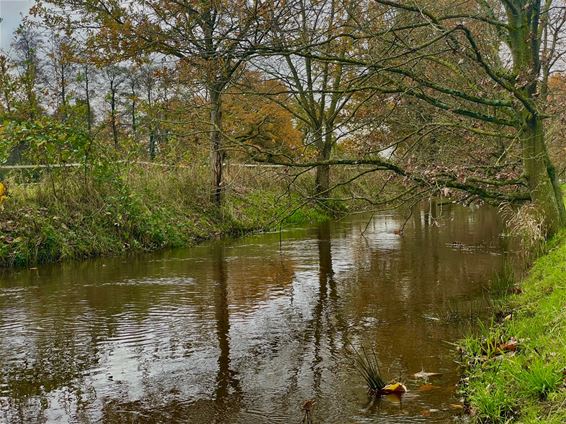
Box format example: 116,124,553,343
224,72,302,157
498,338,518,353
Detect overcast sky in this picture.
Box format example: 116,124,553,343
0,0,34,50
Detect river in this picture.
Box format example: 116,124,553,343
0,203,511,423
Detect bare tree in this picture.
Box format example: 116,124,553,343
37,0,283,205
255,0,374,199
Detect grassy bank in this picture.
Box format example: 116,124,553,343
0,163,346,268
459,230,566,423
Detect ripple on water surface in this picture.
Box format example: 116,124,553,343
0,204,512,423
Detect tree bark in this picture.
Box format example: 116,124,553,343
210,87,224,206
84,65,92,136
506,2,566,236
110,82,118,149
315,130,334,199
521,114,566,236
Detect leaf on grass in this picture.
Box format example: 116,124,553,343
498,338,518,352
0,181,7,207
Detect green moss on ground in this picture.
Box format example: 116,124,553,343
0,165,334,268
459,229,566,423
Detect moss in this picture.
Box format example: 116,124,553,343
459,228,566,423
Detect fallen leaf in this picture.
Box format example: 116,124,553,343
413,370,442,379
449,403,464,410
384,393,402,403
380,383,407,395
418,383,439,392
499,338,518,352
510,286,523,294
301,399,316,412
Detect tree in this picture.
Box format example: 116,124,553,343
0,55,17,117
36,0,282,205
257,0,372,198
46,30,75,122
11,21,43,120
2,22,45,167
272,0,566,235
102,65,126,149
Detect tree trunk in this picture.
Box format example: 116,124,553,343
84,65,92,136
110,86,118,149
131,95,137,138
505,4,566,236
149,132,156,161
315,133,333,199
60,62,67,122
210,88,224,206
521,114,566,236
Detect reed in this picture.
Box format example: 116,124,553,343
350,344,386,395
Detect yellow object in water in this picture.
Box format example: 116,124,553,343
380,382,407,395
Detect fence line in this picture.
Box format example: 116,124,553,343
0,161,287,171
0,163,82,170
0,161,373,171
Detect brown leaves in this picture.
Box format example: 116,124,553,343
418,383,439,392
498,338,518,353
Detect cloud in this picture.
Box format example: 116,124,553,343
0,0,35,50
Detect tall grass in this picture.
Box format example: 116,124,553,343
500,204,546,263
0,163,341,267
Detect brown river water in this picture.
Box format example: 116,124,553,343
0,203,512,423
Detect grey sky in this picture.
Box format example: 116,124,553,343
0,0,34,50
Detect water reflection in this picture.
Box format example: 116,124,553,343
212,244,241,419
0,203,511,423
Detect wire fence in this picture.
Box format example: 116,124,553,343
0,161,287,171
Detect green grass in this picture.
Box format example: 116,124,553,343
459,228,566,423
0,164,336,268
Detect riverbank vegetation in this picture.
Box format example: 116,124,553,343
0,161,364,267
0,2,565,260
459,224,566,422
